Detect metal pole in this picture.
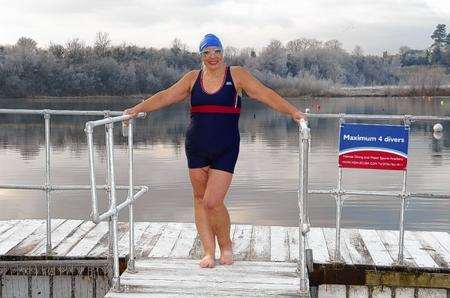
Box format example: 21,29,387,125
127,120,137,273
334,117,346,263
44,113,52,255
298,120,310,296
85,124,99,220
397,170,407,265
107,123,121,292
104,117,115,281
334,168,343,262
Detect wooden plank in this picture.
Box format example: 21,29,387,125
413,231,450,268
27,220,83,256
148,222,183,258
349,286,368,298
417,288,447,298
170,223,197,259
318,284,346,298
118,222,151,257
106,293,199,298
2,275,28,298
395,287,415,297
53,276,72,298
403,231,439,268
96,275,110,298
376,230,416,266
232,224,252,261
122,267,298,285
270,226,289,262
119,276,299,292
0,219,46,255
135,222,167,257
74,276,93,298
372,286,391,298
135,259,297,273
250,225,270,261
322,227,353,264
287,226,300,262
6,219,65,256
31,276,50,297
52,220,96,256
307,227,330,263
340,228,373,265
88,222,129,257
0,220,19,235
358,229,393,266
107,283,298,297
66,221,109,257
431,232,450,254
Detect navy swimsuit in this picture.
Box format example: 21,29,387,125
185,66,242,174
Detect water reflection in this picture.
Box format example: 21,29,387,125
0,97,449,231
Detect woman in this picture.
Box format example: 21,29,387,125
124,34,304,268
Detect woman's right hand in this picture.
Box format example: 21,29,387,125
122,106,141,126
123,106,140,118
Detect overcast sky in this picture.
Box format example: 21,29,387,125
1,0,449,54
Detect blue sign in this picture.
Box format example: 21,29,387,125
339,123,409,170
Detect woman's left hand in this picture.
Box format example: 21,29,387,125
291,110,306,123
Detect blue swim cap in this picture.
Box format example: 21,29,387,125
199,34,223,53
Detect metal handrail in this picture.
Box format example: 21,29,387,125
296,112,450,295
304,113,450,122
84,113,148,291
0,109,149,275
0,109,149,257
84,113,147,223
0,109,126,116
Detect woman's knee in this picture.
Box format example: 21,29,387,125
203,196,222,210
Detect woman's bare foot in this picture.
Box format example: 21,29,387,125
199,255,215,268
219,248,234,265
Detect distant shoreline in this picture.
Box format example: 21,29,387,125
332,85,450,97
2,85,450,100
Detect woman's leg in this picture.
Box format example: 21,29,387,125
203,169,234,265
188,166,216,268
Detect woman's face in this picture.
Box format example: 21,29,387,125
201,46,224,70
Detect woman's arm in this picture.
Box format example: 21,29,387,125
232,66,304,122
124,70,197,117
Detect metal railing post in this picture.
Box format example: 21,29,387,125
298,119,310,296
127,119,137,273
85,124,98,219
44,112,52,255
397,117,411,265
333,117,346,262
104,113,114,264
334,168,343,262
107,123,121,292
397,170,408,265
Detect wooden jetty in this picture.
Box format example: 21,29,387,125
0,219,449,297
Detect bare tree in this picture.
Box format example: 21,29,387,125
15,37,38,51
94,32,111,57
65,38,87,64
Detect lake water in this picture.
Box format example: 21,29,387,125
1,96,449,232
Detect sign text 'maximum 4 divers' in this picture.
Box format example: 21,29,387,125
338,123,409,170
